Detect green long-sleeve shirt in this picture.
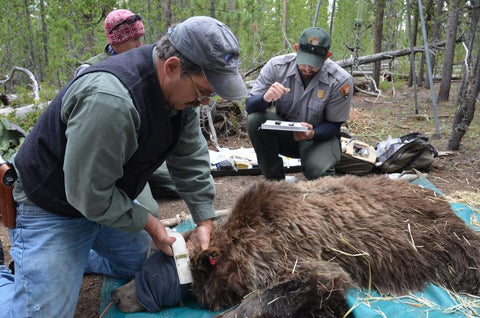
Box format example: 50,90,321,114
13,71,215,233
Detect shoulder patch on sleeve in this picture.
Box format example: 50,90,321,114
340,84,351,99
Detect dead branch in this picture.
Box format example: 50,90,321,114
244,64,265,78
1,67,40,102
160,208,230,227
354,86,384,98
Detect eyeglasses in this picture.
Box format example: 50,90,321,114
299,43,328,57
188,75,216,102
108,14,142,34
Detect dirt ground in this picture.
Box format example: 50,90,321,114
1,83,479,317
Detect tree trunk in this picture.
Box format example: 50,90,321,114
448,47,480,150
455,0,479,106
210,0,216,18
82,7,96,60
23,0,37,79
429,0,445,86
66,0,81,57
39,0,48,82
418,51,426,87
417,0,435,88
408,1,419,87
329,0,336,35
447,0,480,150
372,0,386,90
3,2,14,91
164,0,172,33
153,0,163,40
413,4,423,87
422,0,434,89
145,0,153,43
383,1,396,51
282,0,287,49
437,0,462,101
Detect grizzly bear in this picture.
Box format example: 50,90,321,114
113,175,480,317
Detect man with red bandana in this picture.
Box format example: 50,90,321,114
75,9,178,202
74,9,145,77
246,27,353,180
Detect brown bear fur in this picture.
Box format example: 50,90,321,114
190,175,480,317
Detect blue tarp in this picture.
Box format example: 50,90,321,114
100,178,480,318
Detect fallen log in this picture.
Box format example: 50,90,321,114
351,71,461,81
335,38,460,68
336,47,424,68
0,102,49,119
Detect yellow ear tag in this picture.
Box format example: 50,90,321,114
317,90,325,99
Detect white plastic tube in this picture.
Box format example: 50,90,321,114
168,229,193,285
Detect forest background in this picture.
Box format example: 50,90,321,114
0,0,479,149
1,2,479,316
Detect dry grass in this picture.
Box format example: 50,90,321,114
348,288,480,318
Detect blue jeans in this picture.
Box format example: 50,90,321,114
0,203,151,318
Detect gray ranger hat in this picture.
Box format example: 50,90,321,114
168,16,248,100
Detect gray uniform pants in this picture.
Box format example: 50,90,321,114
247,112,341,180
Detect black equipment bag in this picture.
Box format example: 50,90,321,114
375,132,438,174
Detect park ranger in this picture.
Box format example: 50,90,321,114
246,26,353,181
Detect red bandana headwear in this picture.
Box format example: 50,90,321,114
105,9,145,45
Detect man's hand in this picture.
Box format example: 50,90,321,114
144,213,176,256
186,219,213,254
293,122,314,141
263,82,290,103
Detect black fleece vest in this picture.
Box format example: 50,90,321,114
14,45,187,217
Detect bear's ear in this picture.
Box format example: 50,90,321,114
199,247,221,269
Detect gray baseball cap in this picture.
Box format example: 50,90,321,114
168,16,248,100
